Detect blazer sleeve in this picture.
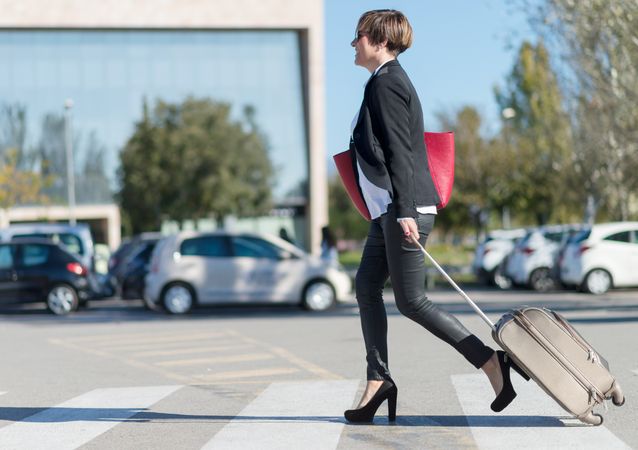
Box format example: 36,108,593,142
366,76,416,219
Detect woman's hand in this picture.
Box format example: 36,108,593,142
397,217,419,244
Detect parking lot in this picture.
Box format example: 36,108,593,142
0,285,636,449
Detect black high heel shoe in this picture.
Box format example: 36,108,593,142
506,352,531,382
490,351,518,412
344,380,397,423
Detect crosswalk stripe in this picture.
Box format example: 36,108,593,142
632,369,638,376
155,353,274,367
133,343,253,358
197,367,300,381
452,374,630,449
0,385,181,450
202,380,359,449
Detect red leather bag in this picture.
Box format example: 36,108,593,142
333,131,454,221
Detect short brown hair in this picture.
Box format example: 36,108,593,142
357,9,413,55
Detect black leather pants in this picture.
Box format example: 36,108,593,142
355,207,494,380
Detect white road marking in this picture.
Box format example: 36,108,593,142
452,374,630,449
202,379,359,450
632,369,638,376
0,385,181,450
133,343,253,358
155,353,274,367
197,367,300,381
61,330,229,344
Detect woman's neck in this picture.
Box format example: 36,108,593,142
367,56,395,74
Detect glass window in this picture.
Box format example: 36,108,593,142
137,243,156,263
545,231,565,243
0,245,14,269
604,231,631,243
12,233,47,241
180,236,230,257
56,233,84,256
21,244,50,266
232,236,281,260
11,232,83,256
0,30,308,205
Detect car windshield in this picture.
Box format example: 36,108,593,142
12,232,84,256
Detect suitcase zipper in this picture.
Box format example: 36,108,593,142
513,310,606,405
544,308,603,365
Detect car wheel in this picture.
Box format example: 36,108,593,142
47,284,79,315
492,265,512,290
584,269,612,295
302,280,335,312
162,283,194,314
529,268,556,292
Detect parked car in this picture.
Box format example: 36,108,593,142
0,223,111,299
144,231,352,314
505,224,585,291
0,239,94,315
559,222,638,294
108,233,162,281
472,228,527,289
118,239,158,300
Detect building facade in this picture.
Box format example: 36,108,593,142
0,0,327,252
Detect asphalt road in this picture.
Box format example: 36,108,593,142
0,286,636,449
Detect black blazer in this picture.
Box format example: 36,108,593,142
350,59,440,219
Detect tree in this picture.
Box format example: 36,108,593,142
435,106,523,236
435,107,490,236
0,104,29,169
0,148,51,209
514,0,638,221
118,97,274,233
35,113,68,204
76,132,113,204
495,41,575,225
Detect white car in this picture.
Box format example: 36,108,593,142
559,222,638,294
144,231,352,314
505,224,584,291
472,228,527,289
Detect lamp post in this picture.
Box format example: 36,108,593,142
501,107,517,229
64,98,76,226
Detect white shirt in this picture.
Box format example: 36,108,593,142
349,60,437,220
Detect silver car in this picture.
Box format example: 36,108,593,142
144,231,352,314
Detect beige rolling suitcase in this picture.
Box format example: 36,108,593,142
412,239,626,425
493,306,624,425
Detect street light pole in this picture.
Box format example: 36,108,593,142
64,98,76,226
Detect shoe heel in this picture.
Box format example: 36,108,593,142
387,391,397,422
510,361,531,381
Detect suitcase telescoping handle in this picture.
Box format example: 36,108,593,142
411,237,496,330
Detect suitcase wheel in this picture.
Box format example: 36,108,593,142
593,414,603,426
612,396,625,407
581,412,604,426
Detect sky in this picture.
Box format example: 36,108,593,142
324,0,534,170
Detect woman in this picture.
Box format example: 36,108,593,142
344,9,527,423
